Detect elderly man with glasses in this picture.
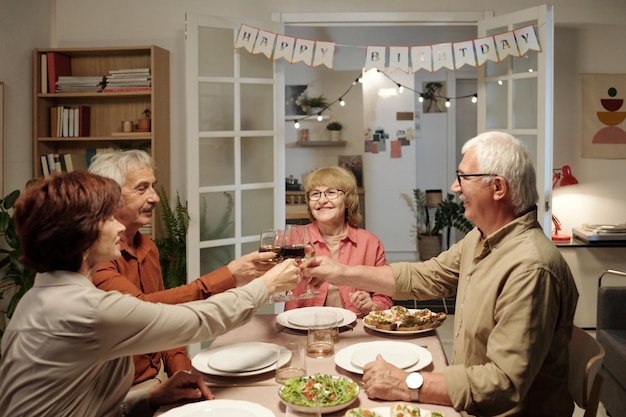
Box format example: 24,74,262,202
302,131,578,417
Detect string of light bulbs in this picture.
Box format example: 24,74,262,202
292,70,478,128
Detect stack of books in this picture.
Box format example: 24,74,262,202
103,68,151,92
49,105,90,137
40,153,89,178
56,76,105,93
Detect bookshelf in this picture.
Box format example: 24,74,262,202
33,46,170,238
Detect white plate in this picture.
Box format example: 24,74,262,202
159,399,274,417
351,405,440,417
277,307,357,331
335,341,432,375
208,344,276,373
278,375,359,414
350,342,420,369
192,342,290,377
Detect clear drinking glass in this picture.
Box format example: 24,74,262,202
259,228,282,265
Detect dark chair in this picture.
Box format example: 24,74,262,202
596,269,626,417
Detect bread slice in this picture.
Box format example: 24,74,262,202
390,402,421,416
344,408,384,417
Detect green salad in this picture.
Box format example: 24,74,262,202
280,374,358,408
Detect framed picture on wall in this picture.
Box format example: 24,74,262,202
285,85,308,116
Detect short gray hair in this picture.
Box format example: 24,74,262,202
88,149,156,186
462,131,538,216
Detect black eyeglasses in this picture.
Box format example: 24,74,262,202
307,188,344,201
455,170,499,185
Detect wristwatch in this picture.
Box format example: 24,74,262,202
405,372,423,402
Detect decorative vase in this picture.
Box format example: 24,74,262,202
137,118,151,132
329,130,341,141
418,234,442,261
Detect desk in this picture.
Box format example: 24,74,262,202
157,314,462,417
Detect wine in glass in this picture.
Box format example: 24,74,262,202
281,224,318,299
258,228,282,265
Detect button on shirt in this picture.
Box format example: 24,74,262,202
391,208,578,416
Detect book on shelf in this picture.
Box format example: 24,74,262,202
56,75,105,93
40,53,48,94
63,153,88,172
49,105,90,137
46,52,71,94
46,154,56,174
102,87,151,93
40,155,50,177
108,68,150,74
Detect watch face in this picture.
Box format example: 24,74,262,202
406,372,423,389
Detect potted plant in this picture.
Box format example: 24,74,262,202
297,94,328,115
411,188,473,260
0,189,36,321
137,108,151,132
154,188,189,289
326,121,343,141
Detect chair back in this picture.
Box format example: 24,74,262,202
568,326,605,417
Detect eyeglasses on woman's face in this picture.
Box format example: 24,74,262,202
307,188,344,201
455,170,499,186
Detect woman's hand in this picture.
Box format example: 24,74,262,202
147,370,213,408
300,255,348,287
260,259,300,295
350,290,378,315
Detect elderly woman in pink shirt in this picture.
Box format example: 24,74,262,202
284,167,392,316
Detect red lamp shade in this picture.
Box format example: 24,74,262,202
552,165,579,188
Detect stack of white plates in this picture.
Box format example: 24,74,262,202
191,341,291,377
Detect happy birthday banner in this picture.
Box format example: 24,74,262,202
235,24,541,72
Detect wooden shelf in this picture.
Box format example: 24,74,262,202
287,140,347,148
33,45,170,238
285,114,330,121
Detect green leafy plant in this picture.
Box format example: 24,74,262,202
0,189,36,319
326,121,343,131
412,188,473,246
154,188,189,289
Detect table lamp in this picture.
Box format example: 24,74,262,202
551,165,579,242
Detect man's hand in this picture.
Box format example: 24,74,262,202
147,370,213,408
361,355,410,401
229,251,276,287
300,255,348,287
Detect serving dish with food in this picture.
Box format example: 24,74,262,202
278,374,359,414
363,305,446,334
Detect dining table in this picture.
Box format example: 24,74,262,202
156,312,465,417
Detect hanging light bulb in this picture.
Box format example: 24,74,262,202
339,98,346,106
418,94,424,103
294,120,300,129
357,76,363,83
498,80,503,86
445,98,451,108
397,84,404,94
471,94,478,104
317,113,323,122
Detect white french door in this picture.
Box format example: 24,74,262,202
184,14,284,346
477,5,554,234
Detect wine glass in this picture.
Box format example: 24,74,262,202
258,228,282,265
282,225,318,299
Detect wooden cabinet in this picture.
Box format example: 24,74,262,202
32,46,170,237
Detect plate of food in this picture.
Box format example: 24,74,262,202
278,374,359,414
159,399,275,417
363,305,446,334
335,341,432,375
277,306,357,331
192,342,290,377
345,403,445,417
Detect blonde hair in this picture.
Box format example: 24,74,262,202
304,167,361,226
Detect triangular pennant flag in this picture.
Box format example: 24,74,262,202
388,46,410,73
313,41,335,68
494,30,521,60
453,40,476,69
410,46,432,72
514,25,541,55
474,36,499,66
292,38,315,66
252,30,277,59
234,24,259,54
432,43,455,71
364,46,387,71
273,34,296,62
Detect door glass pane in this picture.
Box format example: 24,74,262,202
515,134,538,166
485,26,508,77
200,191,235,241
200,245,234,275
241,83,273,131
240,51,273,78
199,82,234,131
241,189,274,237
513,51,537,74
242,136,273,184
485,80,508,129
242,241,258,256
512,78,537,129
198,27,234,77
199,137,234,186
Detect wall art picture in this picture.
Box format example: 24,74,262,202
285,85,308,116
421,81,447,113
581,74,626,159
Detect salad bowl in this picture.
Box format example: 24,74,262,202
278,374,359,414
